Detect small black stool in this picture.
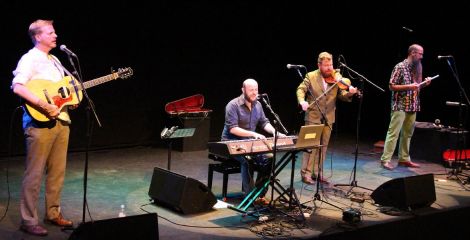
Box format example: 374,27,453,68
207,154,241,199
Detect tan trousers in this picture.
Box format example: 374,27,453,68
20,121,70,226
300,121,332,178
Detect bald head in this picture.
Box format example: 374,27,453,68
242,78,259,103
242,78,258,88
408,44,423,56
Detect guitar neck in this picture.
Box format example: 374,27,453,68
81,73,119,89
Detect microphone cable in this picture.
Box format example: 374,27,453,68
0,106,23,223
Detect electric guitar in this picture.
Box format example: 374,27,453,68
24,67,133,122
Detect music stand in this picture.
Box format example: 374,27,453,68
162,127,195,170
299,125,345,214
274,125,325,214
294,125,324,149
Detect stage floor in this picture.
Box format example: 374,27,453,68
1,135,470,239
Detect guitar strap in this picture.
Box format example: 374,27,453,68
49,55,66,77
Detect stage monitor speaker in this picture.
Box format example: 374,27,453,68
148,167,217,214
68,213,158,240
371,174,436,209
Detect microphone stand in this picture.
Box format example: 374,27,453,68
259,95,287,204
307,83,341,209
334,62,384,196
260,96,288,135
66,53,103,225
260,95,308,221
338,62,385,93
67,55,102,128
441,58,470,185
290,69,341,211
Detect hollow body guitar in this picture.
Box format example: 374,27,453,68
24,67,133,122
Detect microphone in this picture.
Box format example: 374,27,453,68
160,127,169,139
167,126,179,136
287,64,305,69
257,93,268,100
402,26,413,32
437,55,453,60
434,119,443,129
59,45,77,57
161,126,179,138
446,101,466,107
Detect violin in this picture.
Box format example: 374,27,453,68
324,70,362,96
323,70,349,89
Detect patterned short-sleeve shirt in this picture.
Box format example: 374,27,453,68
390,59,420,112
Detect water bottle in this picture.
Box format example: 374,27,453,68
118,204,126,217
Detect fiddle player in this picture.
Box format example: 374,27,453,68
380,44,431,170
296,52,357,184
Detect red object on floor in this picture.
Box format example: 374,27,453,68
442,149,470,161
374,140,385,148
373,140,385,153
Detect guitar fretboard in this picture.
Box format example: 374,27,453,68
82,73,118,89
66,73,117,92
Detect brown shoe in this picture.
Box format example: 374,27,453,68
302,176,315,185
312,176,330,184
381,162,394,170
44,214,73,227
398,161,420,168
254,197,270,206
20,224,48,236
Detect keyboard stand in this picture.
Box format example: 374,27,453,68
228,149,306,221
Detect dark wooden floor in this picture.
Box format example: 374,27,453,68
1,135,470,239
